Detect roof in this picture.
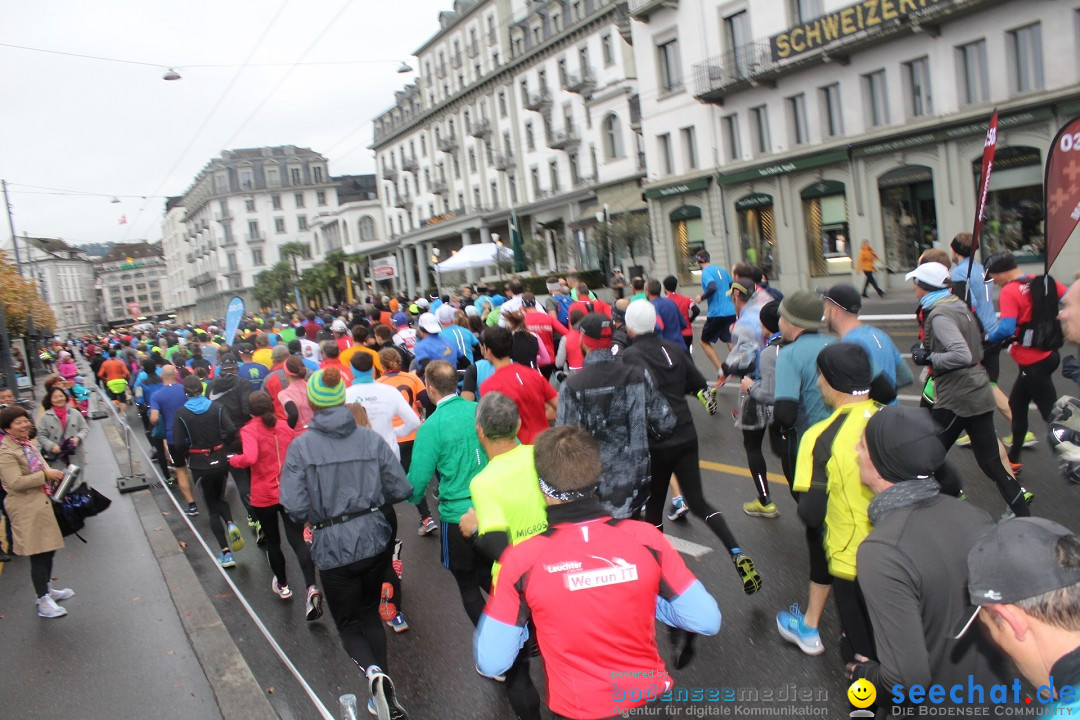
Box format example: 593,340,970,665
101,241,163,263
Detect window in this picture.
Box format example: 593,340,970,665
904,57,933,118
558,58,568,87
526,121,535,151
957,40,990,105
238,170,253,189
657,38,683,93
469,148,477,173
227,253,237,272
658,133,674,175
538,69,547,93
271,195,282,210
266,167,280,187
531,167,541,196
723,114,742,161
252,248,264,266
317,190,326,206
549,160,560,192
1009,23,1044,93
820,84,844,137
289,167,301,185
245,198,255,212
358,216,376,241
247,220,259,238
863,70,889,127
602,33,614,66
579,46,590,73
421,134,427,156
490,181,499,206
298,215,308,230
313,166,324,183
275,217,286,233
509,177,518,204
725,11,751,77
499,90,507,117
680,127,698,170
294,192,305,208
791,0,823,23
602,114,622,159
781,94,809,147
750,105,770,155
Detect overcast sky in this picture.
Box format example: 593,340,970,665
0,0,450,247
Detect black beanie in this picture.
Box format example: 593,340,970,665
816,342,871,396
865,406,946,483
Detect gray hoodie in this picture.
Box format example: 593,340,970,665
279,405,412,570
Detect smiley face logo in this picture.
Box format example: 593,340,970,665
847,678,876,708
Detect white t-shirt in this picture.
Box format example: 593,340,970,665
344,381,421,458
298,338,322,363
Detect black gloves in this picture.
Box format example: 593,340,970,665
910,343,932,366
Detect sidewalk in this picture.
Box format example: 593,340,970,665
0,410,222,720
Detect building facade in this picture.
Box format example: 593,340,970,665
175,146,337,320
632,0,1080,291
372,0,647,296
309,175,394,298
160,196,196,323
22,236,97,336
96,242,167,326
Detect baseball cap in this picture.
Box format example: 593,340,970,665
579,313,612,350
954,518,1080,639
823,284,862,314
392,312,410,327
984,251,1019,277
727,276,756,297
331,319,348,333
905,262,951,290
218,353,239,371
417,312,441,334
436,304,456,326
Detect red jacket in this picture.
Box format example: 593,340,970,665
228,417,295,507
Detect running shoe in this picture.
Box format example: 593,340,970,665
418,516,437,536
247,514,257,528
388,613,410,634
1002,432,1038,448
368,672,409,720
1010,462,1023,477
667,496,689,522
742,499,780,518
696,388,718,416
733,552,762,595
184,503,199,517
48,586,75,601
1001,490,1035,520
37,594,67,619
305,586,323,621
379,582,398,623
218,551,236,568
475,665,506,683
272,577,292,600
254,521,266,547
227,522,244,552
955,433,972,447
776,603,824,656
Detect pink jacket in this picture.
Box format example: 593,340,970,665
228,417,295,507
277,379,313,436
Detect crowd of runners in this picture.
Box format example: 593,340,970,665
8,234,1080,717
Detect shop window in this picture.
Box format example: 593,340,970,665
973,146,1044,263
735,193,777,277
671,205,704,283
878,165,937,272
801,181,850,276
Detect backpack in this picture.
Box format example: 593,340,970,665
1017,275,1064,352
552,293,573,326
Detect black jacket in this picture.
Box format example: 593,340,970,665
173,398,237,473
621,333,707,449
205,372,250,448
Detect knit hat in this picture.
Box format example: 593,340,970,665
759,301,781,334
779,290,823,330
864,405,946,484
624,299,657,335
815,342,871,396
307,368,346,408
983,251,1019,276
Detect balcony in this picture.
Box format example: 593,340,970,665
437,134,458,153
566,69,595,95
220,236,237,248
573,175,597,188
493,153,513,172
436,63,447,78
692,39,777,103
430,178,448,195
616,2,633,42
214,212,232,222
547,128,580,151
246,232,265,244
466,40,480,58
523,89,551,112
393,193,412,209
188,271,215,288
450,51,463,69
383,167,399,182
468,119,491,138
185,252,195,264
487,28,498,45
629,0,677,20
401,156,419,173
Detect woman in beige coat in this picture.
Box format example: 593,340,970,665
0,406,71,618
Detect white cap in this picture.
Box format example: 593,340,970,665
415,298,430,309
417,312,442,334
624,299,657,335
331,319,348,333
436,304,456,326
905,262,951,289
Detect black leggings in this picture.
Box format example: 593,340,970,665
30,550,55,598
832,577,876,663
195,470,235,550
441,520,492,626
1009,352,1060,464
644,440,740,555
250,504,317,590
398,441,431,520
933,409,1029,517
743,427,771,504
862,271,883,296
770,423,797,487
229,464,254,516
321,547,391,673
504,650,542,720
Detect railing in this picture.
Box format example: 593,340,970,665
437,135,458,153
188,271,215,288
466,40,480,58
450,51,463,68
524,89,551,112
547,128,580,150
214,212,232,222
246,233,265,244
401,156,419,173
628,0,677,20
487,28,498,45
431,179,448,195
469,118,492,138
566,69,595,95
573,174,597,188
692,38,776,101
436,63,447,78
493,153,513,171
393,194,412,209
383,167,399,181
220,237,236,247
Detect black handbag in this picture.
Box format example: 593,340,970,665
52,483,112,541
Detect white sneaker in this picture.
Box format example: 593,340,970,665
271,577,293,600
48,586,75,602
37,594,68,618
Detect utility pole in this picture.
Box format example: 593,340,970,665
0,180,24,391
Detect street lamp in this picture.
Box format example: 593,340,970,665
431,247,442,299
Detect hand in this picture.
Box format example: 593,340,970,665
740,376,754,393
715,372,727,387
1064,355,1080,383
459,507,478,538
910,343,932,366
45,468,64,482
845,654,873,681
52,445,61,455
695,295,703,304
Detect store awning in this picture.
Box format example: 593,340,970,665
436,242,513,271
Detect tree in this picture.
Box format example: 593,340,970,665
601,212,651,270
252,261,294,310
0,250,54,334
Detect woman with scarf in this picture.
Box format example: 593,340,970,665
37,385,89,470
0,406,71,618
56,351,78,384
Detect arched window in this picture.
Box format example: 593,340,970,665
603,114,622,159
358,216,377,242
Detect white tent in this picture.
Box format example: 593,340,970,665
435,242,513,271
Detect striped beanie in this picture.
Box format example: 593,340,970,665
307,368,345,408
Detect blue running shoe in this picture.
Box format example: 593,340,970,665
776,603,823,656
218,551,236,569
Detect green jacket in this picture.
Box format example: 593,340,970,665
407,395,487,523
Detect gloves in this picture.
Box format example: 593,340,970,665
910,343,932,366
1064,355,1080,384
1048,397,1080,484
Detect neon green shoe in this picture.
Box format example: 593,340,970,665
227,522,245,552
1001,432,1037,448
743,499,780,518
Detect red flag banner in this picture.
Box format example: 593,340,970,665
971,110,999,257
1044,115,1080,273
